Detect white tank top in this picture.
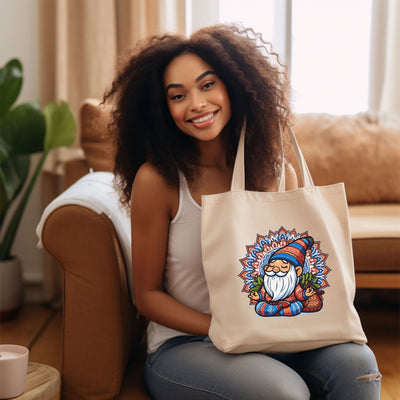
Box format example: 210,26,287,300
146,172,210,353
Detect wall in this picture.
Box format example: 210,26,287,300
0,0,43,289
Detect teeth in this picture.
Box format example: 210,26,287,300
192,113,214,124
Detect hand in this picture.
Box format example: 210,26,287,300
249,292,260,301
305,287,316,297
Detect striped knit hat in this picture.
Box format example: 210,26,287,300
269,236,314,267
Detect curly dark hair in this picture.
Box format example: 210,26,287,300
103,24,292,207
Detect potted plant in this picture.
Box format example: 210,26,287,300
0,58,76,319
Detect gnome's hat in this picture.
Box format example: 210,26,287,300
269,236,314,267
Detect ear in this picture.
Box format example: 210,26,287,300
295,266,302,277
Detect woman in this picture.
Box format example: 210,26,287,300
104,24,381,400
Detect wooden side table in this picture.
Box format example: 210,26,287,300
16,363,60,400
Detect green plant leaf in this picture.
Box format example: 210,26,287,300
1,101,45,154
43,101,76,151
0,59,23,118
0,135,11,164
0,154,30,220
250,284,262,292
0,151,47,260
250,275,264,292
0,60,77,260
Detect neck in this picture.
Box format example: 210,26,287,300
196,127,231,170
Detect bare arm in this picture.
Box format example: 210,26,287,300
131,163,211,336
285,161,298,190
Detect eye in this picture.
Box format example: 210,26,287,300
170,93,184,101
202,81,215,90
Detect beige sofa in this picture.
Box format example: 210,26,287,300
37,99,400,400
292,112,400,289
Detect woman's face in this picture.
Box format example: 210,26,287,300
163,53,231,142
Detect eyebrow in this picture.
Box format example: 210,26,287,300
195,70,215,82
165,70,216,93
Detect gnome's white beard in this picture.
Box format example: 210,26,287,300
264,265,298,301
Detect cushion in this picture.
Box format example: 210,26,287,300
292,113,400,204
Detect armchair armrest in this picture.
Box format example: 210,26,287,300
41,205,144,400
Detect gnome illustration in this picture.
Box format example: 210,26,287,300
248,236,320,316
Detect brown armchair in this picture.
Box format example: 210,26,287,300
38,99,150,400
37,100,399,400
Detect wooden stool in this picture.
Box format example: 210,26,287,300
16,363,60,400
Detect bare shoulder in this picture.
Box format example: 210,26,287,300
133,162,167,190
131,162,177,220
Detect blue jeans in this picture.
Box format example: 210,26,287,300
144,336,381,400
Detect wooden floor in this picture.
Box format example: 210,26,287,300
0,303,62,371
1,290,399,400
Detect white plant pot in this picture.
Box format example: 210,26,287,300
0,257,23,320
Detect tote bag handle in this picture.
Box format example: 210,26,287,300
231,119,314,191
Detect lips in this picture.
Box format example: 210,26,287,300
191,112,215,124
188,111,218,128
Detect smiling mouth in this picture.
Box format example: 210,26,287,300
189,111,217,124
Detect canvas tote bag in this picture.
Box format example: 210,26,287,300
201,121,367,353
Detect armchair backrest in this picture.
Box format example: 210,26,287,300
80,98,116,172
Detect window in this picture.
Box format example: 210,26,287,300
217,0,372,115
291,0,372,114
219,0,274,45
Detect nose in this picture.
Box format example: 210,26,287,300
266,265,281,274
190,91,207,112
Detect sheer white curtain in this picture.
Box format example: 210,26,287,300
369,0,400,127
